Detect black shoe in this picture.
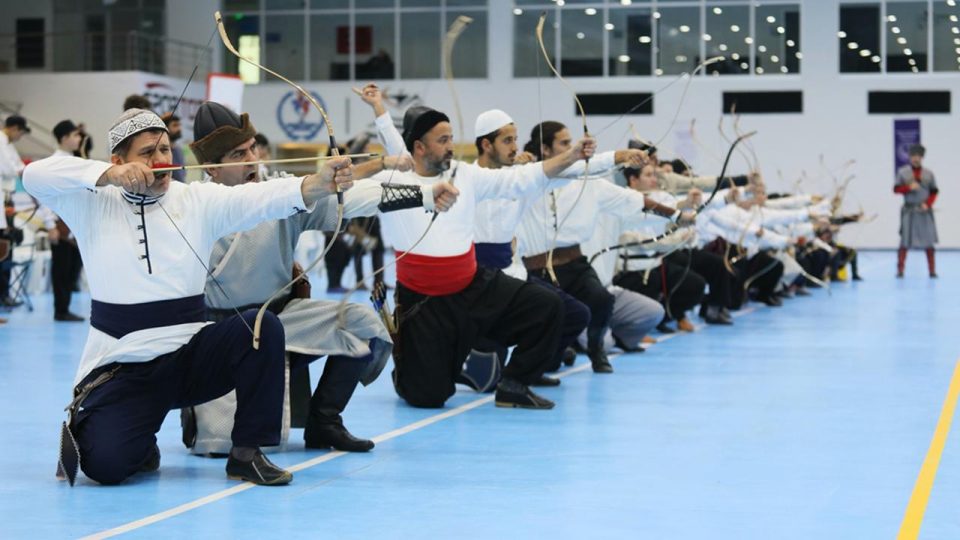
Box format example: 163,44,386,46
304,422,374,452
225,449,292,485
794,287,811,297
1,297,22,308
759,295,782,307
588,349,614,374
852,275,863,281
561,347,577,367
139,445,160,473
495,378,555,409
656,321,675,334
930,273,939,279
702,305,733,325
54,312,85,322
530,375,561,387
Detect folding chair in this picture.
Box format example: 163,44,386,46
9,243,35,312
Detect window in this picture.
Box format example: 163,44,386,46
222,0,486,82
656,7,701,76
933,0,960,71
561,7,604,76
513,8,554,78
886,2,928,73
706,3,750,75
755,4,801,75
840,4,882,72
608,7,653,76
221,14,261,83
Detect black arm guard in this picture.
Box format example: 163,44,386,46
378,183,426,213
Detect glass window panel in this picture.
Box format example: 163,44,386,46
706,3,749,75
839,4,880,73
933,0,960,72
265,0,304,9
355,12,396,79
224,0,260,11
221,14,261,82
401,0,440,6
608,8,652,76
754,3,800,75
445,10,487,78
355,0,395,7
401,11,440,78
513,8,554,77
309,13,350,80
264,15,304,80
656,7,700,76
310,0,349,8
447,0,486,6
886,1,928,73
561,7,604,76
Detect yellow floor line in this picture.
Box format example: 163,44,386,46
897,359,960,540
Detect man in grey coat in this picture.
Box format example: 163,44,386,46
894,144,938,278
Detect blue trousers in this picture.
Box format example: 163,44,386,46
528,274,591,372
73,310,286,485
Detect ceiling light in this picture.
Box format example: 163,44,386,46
679,25,691,33
655,68,664,75
745,37,754,44
618,55,631,63
871,55,881,63
897,37,907,44
887,15,897,22
732,52,741,60
703,33,712,41
556,0,565,5
891,26,900,34
653,11,661,19
780,66,789,73
848,42,859,49
730,24,740,32
577,32,585,39
756,67,765,74
950,0,957,6
675,55,688,63
952,15,959,22
719,44,728,51
859,49,870,57
605,23,615,30
786,39,796,47
513,8,522,15
620,0,632,5
777,26,785,34
953,27,960,34
639,36,652,44
740,62,749,69
955,38,960,45
912,66,919,73
904,48,913,55
766,16,776,23
795,51,803,59
758,45,767,52
713,7,722,15
908,58,917,65
771,54,780,62
584,8,597,15
838,31,847,38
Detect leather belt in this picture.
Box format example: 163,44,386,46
522,244,582,271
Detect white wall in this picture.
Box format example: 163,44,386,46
0,71,205,160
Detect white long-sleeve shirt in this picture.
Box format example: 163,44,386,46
24,154,314,384
0,131,25,191
517,175,655,257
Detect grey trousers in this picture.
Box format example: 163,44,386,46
579,285,664,351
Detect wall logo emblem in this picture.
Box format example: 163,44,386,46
277,90,326,141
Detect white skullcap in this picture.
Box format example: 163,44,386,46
474,109,514,139
108,108,167,154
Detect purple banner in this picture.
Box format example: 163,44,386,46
894,118,920,173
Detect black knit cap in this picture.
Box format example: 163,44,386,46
908,143,925,157
190,101,257,163
53,120,78,142
402,106,450,153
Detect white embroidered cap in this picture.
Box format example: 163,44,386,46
108,108,168,154
474,109,514,139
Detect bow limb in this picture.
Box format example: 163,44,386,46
216,11,346,348
651,56,724,148
536,11,590,284
689,118,723,165
699,129,756,211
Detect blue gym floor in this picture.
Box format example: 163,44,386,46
1,251,958,539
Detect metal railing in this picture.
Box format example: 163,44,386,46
0,31,210,78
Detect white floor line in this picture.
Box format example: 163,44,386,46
82,295,787,538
